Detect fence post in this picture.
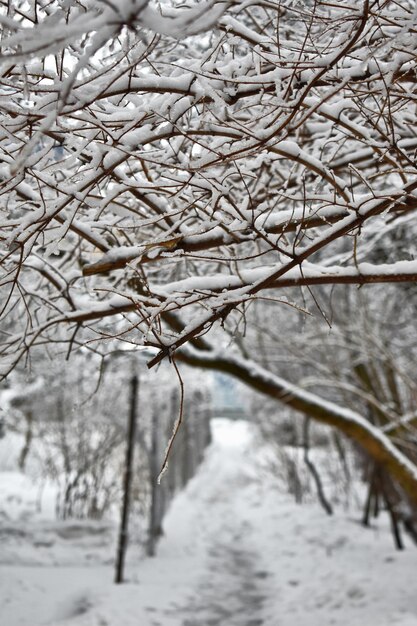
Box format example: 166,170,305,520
115,373,138,584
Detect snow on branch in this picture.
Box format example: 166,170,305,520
1,0,417,374
176,345,417,506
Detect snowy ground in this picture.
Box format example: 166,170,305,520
1,419,417,626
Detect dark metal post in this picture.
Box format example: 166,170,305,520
115,373,138,584
147,408,159,557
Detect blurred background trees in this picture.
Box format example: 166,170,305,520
0,349,214,556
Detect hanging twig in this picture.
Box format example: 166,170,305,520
157,357,184,484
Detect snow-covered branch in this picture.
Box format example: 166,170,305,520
176,345,417,507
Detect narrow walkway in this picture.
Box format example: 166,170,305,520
162,420,271,626
179,524,268,626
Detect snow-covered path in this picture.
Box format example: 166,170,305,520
178,537,267,626
165,421,270,626
1,419,417,626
